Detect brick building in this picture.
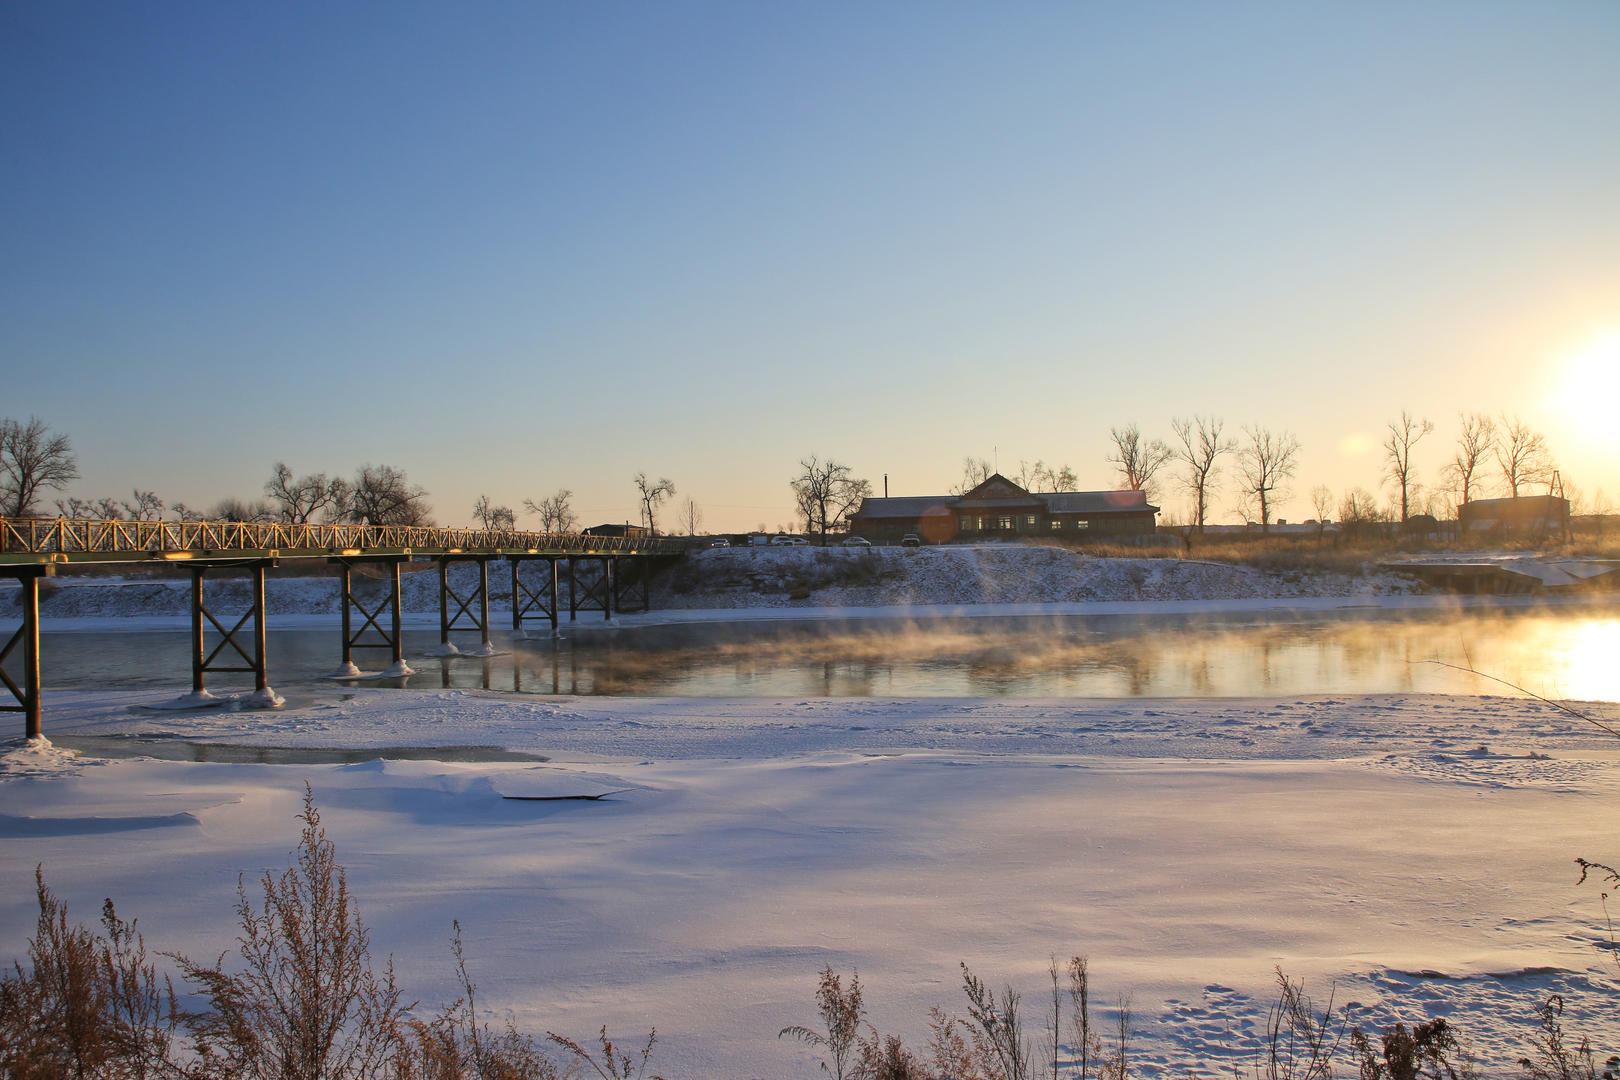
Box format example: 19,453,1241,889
849,474,1159,544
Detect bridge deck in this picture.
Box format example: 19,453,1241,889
0,518,683,566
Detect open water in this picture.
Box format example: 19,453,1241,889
33,604,1620,703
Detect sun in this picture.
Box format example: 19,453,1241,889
1548,332,1620,446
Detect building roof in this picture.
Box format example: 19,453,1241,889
852,476,1159,520
1043,490,1158,514
853,496,957,520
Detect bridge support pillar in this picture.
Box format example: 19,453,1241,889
185,560,282,708
510,556,560,633
567,555,612,622
1,567,44,740
612,554,652,614
331,556,413,678
433,555,495,656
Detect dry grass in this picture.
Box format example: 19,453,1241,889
0,790,652,1080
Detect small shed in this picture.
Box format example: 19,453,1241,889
1458,496,1570,538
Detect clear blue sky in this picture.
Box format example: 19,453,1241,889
5,1,1618,530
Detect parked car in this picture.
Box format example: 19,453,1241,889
709,538,730,548
900,534,922,547
841,536,871,547
769,535,800,546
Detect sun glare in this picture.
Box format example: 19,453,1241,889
1549,333,1620,445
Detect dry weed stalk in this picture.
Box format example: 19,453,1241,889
1517,995,1600,1080
780,966,868,1080
546,1026,663,1080
173,786,408,1080
1256,969,1341,1080
1349,1018,1474,1080
1,791,658,1080
394,922,561,1080
0,867,186,1080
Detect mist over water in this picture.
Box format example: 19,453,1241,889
35,607,1620,703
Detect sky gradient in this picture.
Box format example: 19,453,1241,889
5,2,1618,531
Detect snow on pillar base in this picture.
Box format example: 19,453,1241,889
328,661,364,679
169,690,228,710
381,660,416,678
240,687,285,710
460,642,498,658
426,642,462,657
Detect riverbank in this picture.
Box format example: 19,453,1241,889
8,545,1428,623
5,688,1620,1077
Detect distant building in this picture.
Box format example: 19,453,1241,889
1458,495,1571,538
849,473,1159,544
583,523,650,540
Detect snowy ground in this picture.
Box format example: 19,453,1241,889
4,686,1620,1078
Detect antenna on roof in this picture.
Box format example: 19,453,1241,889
884,474,888,498
1549,470,1565,499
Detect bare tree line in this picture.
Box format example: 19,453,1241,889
1108,409,1573,531
2,407,1593,539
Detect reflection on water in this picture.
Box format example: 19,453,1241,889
35,607,1620,702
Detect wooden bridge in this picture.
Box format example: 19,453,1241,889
0,516,687,740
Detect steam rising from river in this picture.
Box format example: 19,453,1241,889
507,610,1620,702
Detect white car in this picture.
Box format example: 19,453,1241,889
841,536,871,547
769,535,802,546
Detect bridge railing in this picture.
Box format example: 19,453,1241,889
0,517,683,561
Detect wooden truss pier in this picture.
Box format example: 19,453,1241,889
0,517,684,738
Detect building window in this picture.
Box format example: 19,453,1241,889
1050,519,1063,530
1024,515,1038,530
997,516,1013,531
960,515,977,532
1075,520,1090,530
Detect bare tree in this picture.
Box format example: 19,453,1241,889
790,455,872,543
0,416,80,518
949,457,994,496
210,497,276,522
680,496,703,536
1171,416,1232,534
470,495,515,531
1107,424,1174,500
125,489,165,519
1309,485,1333,538
265,463,346,524
169,501,201,522
1381,411,1434,524
1338,488,1385,528
632,472,675,535
348,464,431,526
92,496,126,520
52,495,95,518
1495,414,1553,497
1015,460,1075,492
1237,426,1301,533
524,489,578,534
1441,412,1495,508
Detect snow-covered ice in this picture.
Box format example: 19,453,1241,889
4,685,1618,1077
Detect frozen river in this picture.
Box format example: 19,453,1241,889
33,602,1620,703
